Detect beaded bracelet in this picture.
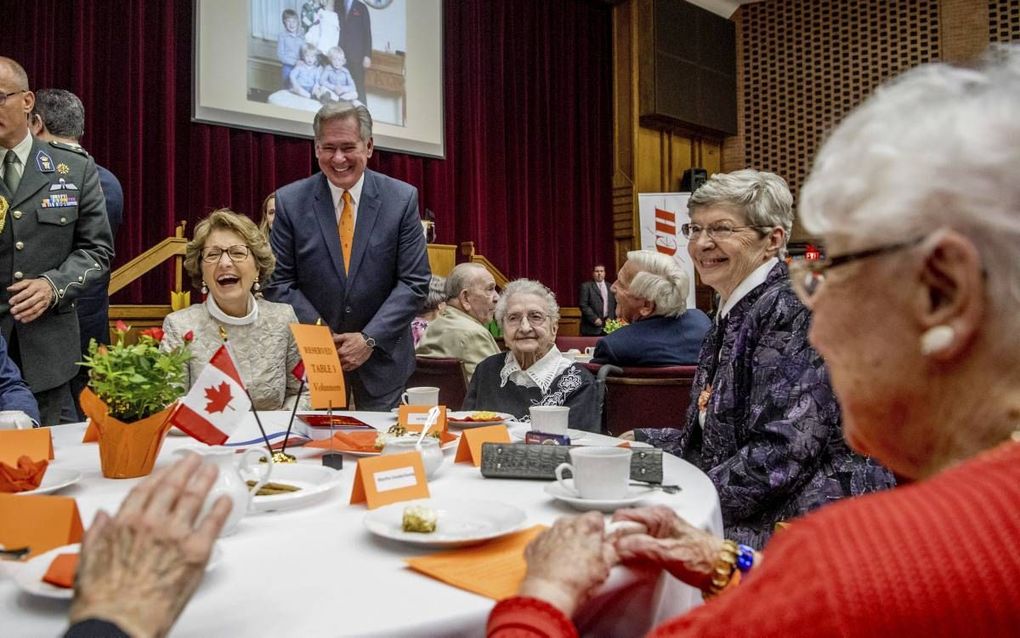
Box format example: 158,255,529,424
703,540,755,599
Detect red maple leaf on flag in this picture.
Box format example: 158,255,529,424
204,382,234,414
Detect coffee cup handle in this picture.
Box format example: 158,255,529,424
401,392,409,405
240,448,273,506
554,462,579,496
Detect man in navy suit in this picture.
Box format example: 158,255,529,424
592,250,711,366
265,101,429,409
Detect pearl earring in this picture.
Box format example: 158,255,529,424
253,281,262,292
201,281,209,295
920,325,955,356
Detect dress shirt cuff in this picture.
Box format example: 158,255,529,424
64,618,131,638
487,596,579,638
40,275,60,309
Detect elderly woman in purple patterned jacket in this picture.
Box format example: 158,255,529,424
626,170,895,547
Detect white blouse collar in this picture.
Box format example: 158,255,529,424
205,294,259,326
719,257,778,319
499,346,572,394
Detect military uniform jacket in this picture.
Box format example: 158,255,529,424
0,138,114,391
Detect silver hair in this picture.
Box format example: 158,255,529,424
800,44,1020,318
423,275,447,312
444,263,488,300
625,250,690,318
32,89,85,140
495,279,560,328
688,169,794,254
313,100,373,142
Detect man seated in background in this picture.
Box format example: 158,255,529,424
592,250,711,366
578,264,614,336
415,263,500,383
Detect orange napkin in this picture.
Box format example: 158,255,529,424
406,525,546,600
306,430,379,453
617,441,631,448
0,455,48,493
42,552,79,588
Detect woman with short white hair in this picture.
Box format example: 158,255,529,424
591,250,711,366
464,279,599,432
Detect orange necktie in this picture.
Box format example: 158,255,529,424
338,190,354,273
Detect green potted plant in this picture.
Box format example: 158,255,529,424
79,322,192,478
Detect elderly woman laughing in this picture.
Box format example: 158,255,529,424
464,279,599,432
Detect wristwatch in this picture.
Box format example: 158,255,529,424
362,333,376,348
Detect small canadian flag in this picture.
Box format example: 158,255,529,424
170,345,251,445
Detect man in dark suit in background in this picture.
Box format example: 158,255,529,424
30,88,124,419
0,58,114,425
340,0,373,104
579,264,615,336
265,101,429,410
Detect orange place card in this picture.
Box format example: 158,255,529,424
290,323,347,409
349,451,429,509
454,424,511,466
399,405,448,432
406,525,547,600
42,552,80,588
0,428,54,466
0,494,83,558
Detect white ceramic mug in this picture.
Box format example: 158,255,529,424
402,386,439,406
583,346,595,356
175,447,273,536
554,447,632,500
529,405,569,435
0,410,35,430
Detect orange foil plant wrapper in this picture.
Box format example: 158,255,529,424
80,387,176,479
0,455,49,493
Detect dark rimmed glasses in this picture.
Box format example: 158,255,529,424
789,237,923,307
202,245,251,263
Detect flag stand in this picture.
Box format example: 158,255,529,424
322,401,343,470
279,377,305,457
217,326,278,458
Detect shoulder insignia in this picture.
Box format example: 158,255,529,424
36,151,54,173
48,140,90,157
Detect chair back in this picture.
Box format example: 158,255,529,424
407,357,468,410
585,363,697,436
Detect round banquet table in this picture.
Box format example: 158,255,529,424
1,412,723,637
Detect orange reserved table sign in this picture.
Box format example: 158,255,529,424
399,405,447,431
0,429,54,466
454,425,510,466
290,323,347,409
0,494,83,558
349,451,429,509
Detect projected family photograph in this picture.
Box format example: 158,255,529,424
193,0,443,157
247,0,407,127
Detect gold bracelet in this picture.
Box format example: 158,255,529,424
702,539,739,599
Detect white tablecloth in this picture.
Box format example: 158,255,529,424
2,413,722,637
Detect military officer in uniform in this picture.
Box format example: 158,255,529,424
0,57,114,424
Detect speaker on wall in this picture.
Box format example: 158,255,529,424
681,168,708,192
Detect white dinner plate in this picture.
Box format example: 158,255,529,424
11,543,223,600
446,411,515,428
14,468,82,496
363,497,527,548
245,463,344,513
506,424,596,445
544,480,655,512
308,432,461,457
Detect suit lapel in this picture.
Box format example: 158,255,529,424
347,170,381,283
312,174,346,283
10,140,50,209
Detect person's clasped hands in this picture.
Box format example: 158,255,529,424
68,454,233,638
517,506,725,616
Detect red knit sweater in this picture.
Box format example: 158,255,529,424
488,441,1020,637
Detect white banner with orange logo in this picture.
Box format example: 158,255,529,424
637,192,696,311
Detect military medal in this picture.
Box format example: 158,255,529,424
0,195,7,234
57,163,70,175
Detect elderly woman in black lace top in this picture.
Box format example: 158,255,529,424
464,279,599,432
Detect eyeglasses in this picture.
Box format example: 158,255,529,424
789,237,922,307
0,91,27,107
202,245,251,263
681,222,771,240
505,311,549,328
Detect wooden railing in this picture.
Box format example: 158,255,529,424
107,221,189,331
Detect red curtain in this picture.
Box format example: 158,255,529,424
3,0,614,306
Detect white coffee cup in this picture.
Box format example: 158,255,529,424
555,447,632,500
529,405,569,435
0,410,35,430
583,346,595,356
402,386,439,406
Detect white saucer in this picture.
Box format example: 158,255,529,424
364,497,527,548
544,480,654,512
15,468,82,496
507,423,592,444
246,463,344,513
10,542,223,600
